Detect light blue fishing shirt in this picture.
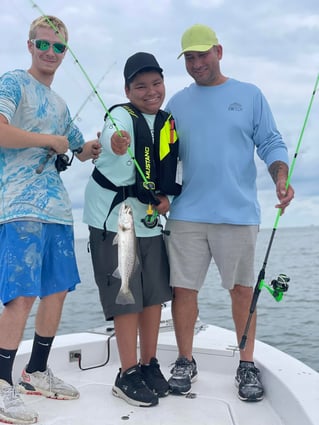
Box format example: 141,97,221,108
165,78,289,225
0,70,84,225
83,106,164,237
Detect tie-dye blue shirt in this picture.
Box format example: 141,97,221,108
0,70,84,225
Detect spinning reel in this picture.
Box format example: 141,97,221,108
261,273,290,301
55,147,83,172
141,210,159,229
141,204,170,235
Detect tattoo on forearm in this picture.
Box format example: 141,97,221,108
268,161,288,183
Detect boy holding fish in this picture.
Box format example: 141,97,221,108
83,52,180,407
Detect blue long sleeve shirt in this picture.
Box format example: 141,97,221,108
165,78,289,225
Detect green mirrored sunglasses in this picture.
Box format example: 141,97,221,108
31,39,66,54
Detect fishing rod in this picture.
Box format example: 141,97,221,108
71,61,116,126
30,1,160,206
36,146,84,174
239,73,319,350
35,63,116,174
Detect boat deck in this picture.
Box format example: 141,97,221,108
13,320,319,425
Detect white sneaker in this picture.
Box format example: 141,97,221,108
0,379,38,424
18,367,79,400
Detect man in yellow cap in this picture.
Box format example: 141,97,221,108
164,24,294,401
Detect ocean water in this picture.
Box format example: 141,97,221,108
6,226,319,372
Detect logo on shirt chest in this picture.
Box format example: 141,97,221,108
228,102,243,112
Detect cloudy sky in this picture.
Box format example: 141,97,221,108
1,0,319,239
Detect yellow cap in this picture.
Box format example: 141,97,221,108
178,24,219,59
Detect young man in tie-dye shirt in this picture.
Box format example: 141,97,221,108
0,15,100,424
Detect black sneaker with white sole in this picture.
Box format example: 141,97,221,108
140,357,169,397
168,356,198,395
235,361,264,402
112,365,158,407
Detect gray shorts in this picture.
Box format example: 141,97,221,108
89,227,172,320
164,220,258,291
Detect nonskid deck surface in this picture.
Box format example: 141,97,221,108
14,334,284,425
12,317,319,425
18,364,283,425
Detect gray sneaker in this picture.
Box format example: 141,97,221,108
168,356,198,395
0,379,38,424
18,366,79,400
235,361,264,401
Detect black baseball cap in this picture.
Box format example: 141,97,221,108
124,52,163,82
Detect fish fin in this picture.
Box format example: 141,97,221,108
132,255,140,273
115,288,135,305
112,234,118,245
112,267,121,279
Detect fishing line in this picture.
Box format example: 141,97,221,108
36,64,115,174
239,73,319,350
72,61,116,125
30,1,158,200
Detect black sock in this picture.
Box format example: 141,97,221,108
26,333,54,373
0,348,17,385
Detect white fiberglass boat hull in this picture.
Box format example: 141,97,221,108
13,316,319,425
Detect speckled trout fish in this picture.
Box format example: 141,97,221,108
112,203,138,304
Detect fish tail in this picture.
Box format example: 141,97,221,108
115,288,136,305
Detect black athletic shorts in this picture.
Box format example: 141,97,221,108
88,226,172,320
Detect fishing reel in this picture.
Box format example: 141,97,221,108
141,203,160,229
261,273,290,301
142,211,159,229
141,204,170,235
270,274,290,300
55,147,83,172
